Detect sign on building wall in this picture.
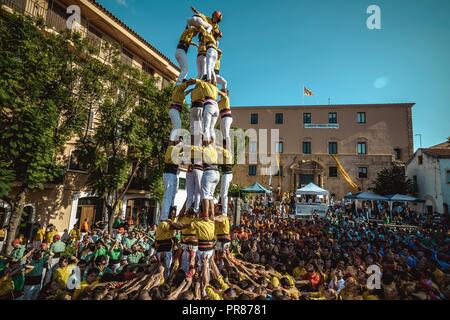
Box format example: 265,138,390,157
304,124,340,129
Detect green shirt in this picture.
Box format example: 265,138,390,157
123,238,137,249
64,244,77,257
11,246,26,260
12,273,25,292
94,247,108,257
80,252,94,262
137,241,150,251
27,257,49,277
109,248,122,261
127,252,144,264
50,241,66,253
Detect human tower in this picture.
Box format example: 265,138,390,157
155,7,234,279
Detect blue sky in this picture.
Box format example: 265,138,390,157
97,0,450,150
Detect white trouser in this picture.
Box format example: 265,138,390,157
196,250,214,281
220,116,233,149
190,107,203,147
0,240,4,253
180,244,198,273
205,48,218,82
202,100,219,142
220,173,233,215
187,16,212,34
44,258,59,286
201,170,220,200
192,169,203,212
216,73,228,90
215,240,231,252
157,251,173,279
197,55,206,79
160,173,179,222
186,170,195,210
175,48,189,85
169,108,182,142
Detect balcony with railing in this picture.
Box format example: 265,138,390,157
1,0,27,13
120,52,133,66
45,5,66,32
2,0,151,76
85,29,103,52
2,0,67,32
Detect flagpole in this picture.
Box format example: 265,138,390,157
302,84,305,105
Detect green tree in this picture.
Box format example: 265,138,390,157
370,165,413,196
0,13,103,253
229,183,248,200
76,45,176,232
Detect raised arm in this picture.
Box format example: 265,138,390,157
168,277,191,300
191,6,201,15
193,278,202,300
217,90,228,98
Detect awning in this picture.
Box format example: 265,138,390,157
241,182,272,194
386,194,422,202
345,192,388,201
296,183,330,196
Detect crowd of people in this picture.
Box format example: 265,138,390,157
1,203,449,300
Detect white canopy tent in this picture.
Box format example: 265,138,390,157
296,183,330,197
294,183,330,217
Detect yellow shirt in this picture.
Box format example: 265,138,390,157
171,81,190,105
293,267,307,279
285,287,300,300
179,27,197,44
192,219,215,241
433,268,445,285
164,144,184,165
35,228,46,241
0,275,14,298
216,146,233,165
203,144,218,164
199,26,217,50
193,79,218,100
271,276,280,288
155,220,176,241
218,96,230,112
197,38,207,56
178,216,198,240
205,274,228,300
53,264,77,288
283,273,296,288
191,85,204,103
188,145,228,165
73,280,99,300
215,217,230,236
69,229,80,240
164,146,175,164
308,292,326,300
205,285,223,300
46,230,57,244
